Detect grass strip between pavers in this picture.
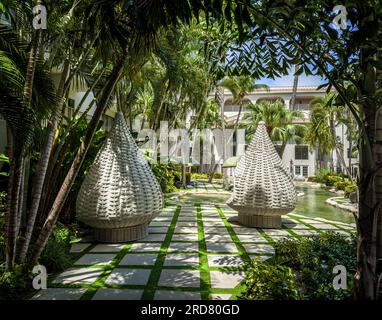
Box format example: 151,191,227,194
196,204,212,300
140,205,181,300
80,243,133,300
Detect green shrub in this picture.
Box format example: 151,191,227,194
40,224,74,273
151,163,181,193
213,172,222,179
314,169,333,185
0,264,33,300
334,178,353,191
243,232,356,300
344,185,357,198
242,258,301,300
190,173,209,180
274,232,356,300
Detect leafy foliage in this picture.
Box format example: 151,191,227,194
273,232,357,300
40,224,74,273
242,258,301,300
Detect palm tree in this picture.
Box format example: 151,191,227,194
218,76,269,132
305,94,353,178
241,99,307,158
0,24,56,270
28,0,222,266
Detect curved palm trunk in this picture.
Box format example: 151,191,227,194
5,153,23,270
329,116,353,179
290,64,300,110
28,56,126,267
17,59,70,263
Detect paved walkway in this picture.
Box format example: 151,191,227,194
32,183,355,300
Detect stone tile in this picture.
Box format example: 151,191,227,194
283,223,312,229
292,229,320,236
119,253,158,266
129,243,163,252
177,216,198,222
31,288,87,300
176,221,198,227
262,229,291,237
154,290,201,300
90,244,125,253
69,243,91,253
158,269,200,288
202,220,226,227
232,227,261,235
299,219,325,224
211,293,232,300
152,216,173,222
235,234,268,243
163,254,199,266
206,242,238,253
207,254,244,267
173,227,198,234
203,226,230,234
149,227,169,233
204,234,233,242
92,288,143,300
202,217,222,221
167,242,199,253
138,233,167,242
310,223,340,230
74,253,116,266
105,268,151,286
172,234,199,242
210,271,245,289
241,244,275,254
53,268,104,285
149,221,170,227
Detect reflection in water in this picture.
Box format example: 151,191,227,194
294,184,355,224
175,184,355,224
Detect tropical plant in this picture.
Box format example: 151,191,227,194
218,76,269,131
205,1,382,298
305,93,353,178
241,99,307,157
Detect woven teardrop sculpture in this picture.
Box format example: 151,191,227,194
76,112,163,242
227,121,296,228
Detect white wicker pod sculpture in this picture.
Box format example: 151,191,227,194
227,121,296,228
76,112,163,242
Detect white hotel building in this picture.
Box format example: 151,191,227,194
212,86,358,179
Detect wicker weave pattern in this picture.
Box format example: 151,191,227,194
76,112,163,231
227,121,296,220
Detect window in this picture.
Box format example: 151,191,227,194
302,166,308,177
295,166,301,176
295,145,309,160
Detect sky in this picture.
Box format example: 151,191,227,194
258,70,327,87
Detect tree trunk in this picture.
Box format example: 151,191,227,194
5,154,23,270
28,56,126,267
354,48,380,299
290,64,300,110
16,59,71,263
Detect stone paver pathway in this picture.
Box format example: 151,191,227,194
32,182,355,300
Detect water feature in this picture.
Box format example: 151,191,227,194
174,183,355,224
294,183,355,224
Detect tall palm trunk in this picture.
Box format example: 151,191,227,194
5,22,42,270
329,115,353,179
5,153,23,270
354,50,381,300
17,59,70,263
28,56,126,267
218,88,228,189
290,64,300,110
